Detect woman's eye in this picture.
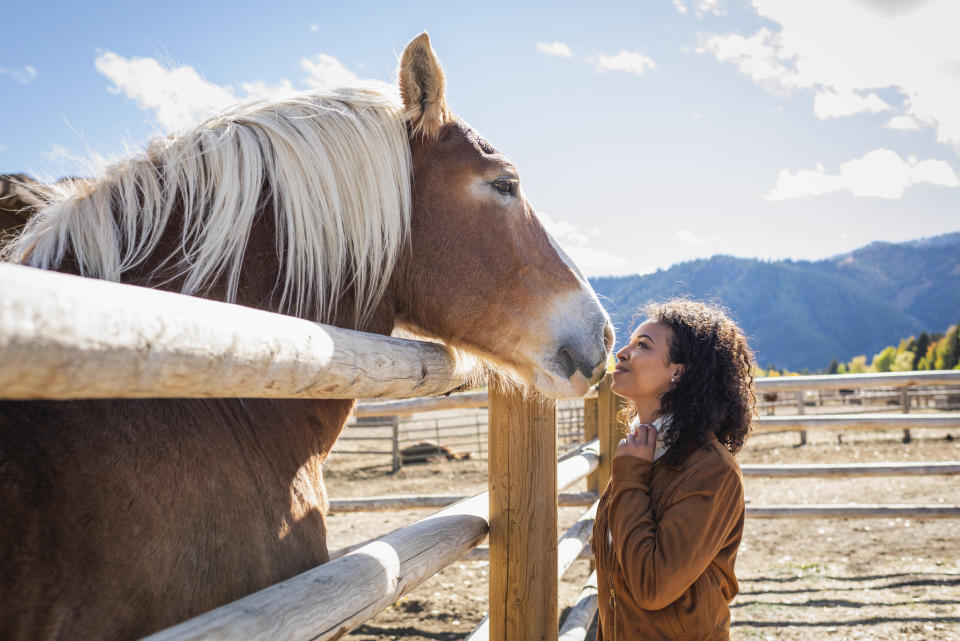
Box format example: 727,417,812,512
492,179,516,196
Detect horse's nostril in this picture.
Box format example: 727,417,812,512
557,348,579,379
556,345,600,381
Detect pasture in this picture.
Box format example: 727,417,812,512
325,398,960,641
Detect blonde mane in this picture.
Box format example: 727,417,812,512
4,85,412,325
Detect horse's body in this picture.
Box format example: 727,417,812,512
0,34,613,640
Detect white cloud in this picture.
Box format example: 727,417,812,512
0,64,38,84
885,115,921,130
813,90,890,119
698,27,799,93
699,0,960,151
672,0,725,16
595,50,656,76
95,51,237,131
94,50,367,131
300,53,358,88
766,149,959,200
309,24,319,32
241,79,296,100
0,143,6,151
536,42,573,58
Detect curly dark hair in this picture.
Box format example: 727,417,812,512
627,299,756,465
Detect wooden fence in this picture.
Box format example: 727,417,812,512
0,263,596,641
3,262,960,640
335,370,960,468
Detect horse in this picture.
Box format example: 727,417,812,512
0,33,613,640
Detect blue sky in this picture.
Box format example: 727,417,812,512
2,0,958,277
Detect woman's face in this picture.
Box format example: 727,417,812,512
611,320,682,407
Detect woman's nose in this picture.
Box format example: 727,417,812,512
615,346,628,360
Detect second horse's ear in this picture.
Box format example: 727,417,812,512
399,32,451,142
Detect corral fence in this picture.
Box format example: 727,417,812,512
2,261,959,641
338,395,587,470
339,370,960,470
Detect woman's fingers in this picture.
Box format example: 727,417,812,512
632,423,656,447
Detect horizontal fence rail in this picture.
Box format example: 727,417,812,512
347,370,960,417
142,439,600,641
354,392,490,417
746,505,960,518
752,370,960,392
753,413,960,432
143,493,490,641
0,263,479,401
740,461,960,477
329,491,599,513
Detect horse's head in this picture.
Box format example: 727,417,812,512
394,34,614,398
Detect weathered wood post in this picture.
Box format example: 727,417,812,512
901,387,911,443
796,390,807,446
391,415,401,472
584,395,600,496
488,383,558,641
597,374,628,491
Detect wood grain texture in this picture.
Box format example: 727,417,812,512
488,385,558,641
0,263,477,400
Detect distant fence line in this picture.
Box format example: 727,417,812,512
336,371,960,469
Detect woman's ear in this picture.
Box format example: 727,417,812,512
398,32,451,142
673,365,685,380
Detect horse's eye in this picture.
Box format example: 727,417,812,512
492,179,516,197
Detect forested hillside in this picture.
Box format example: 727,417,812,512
589,232,960,371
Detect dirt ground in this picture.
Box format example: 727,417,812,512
323,422,960,641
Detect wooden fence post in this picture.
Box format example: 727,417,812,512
796,390,807,446
901,387,911,443
391,415,401,472
584,396,600,495
596,375,627,491
488,384,557,641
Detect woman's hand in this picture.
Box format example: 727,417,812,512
615,423,657,462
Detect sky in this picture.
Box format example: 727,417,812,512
1,0,958,277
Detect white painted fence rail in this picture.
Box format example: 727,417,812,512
0,263,478,400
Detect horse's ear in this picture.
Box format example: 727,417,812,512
399,32,451,142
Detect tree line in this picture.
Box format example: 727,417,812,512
754,318,960,377
825,319,960,374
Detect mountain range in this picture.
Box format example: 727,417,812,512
588,231,960,371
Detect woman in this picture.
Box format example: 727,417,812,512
592,300,755,640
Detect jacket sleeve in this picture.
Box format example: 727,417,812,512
606,454,743,610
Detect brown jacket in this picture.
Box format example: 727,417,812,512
592,432,745,641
